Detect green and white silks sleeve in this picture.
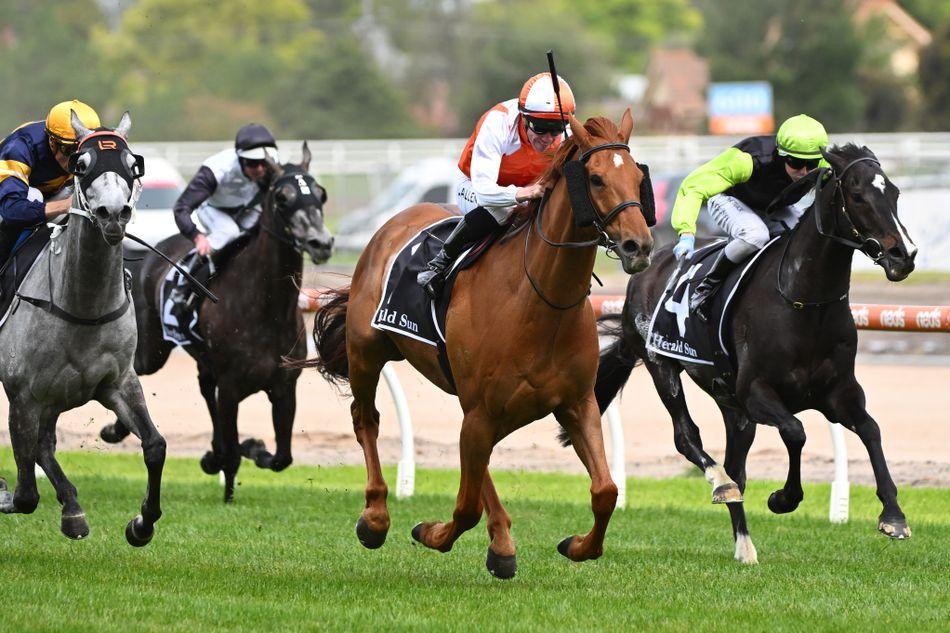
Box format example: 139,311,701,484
671,147,754,236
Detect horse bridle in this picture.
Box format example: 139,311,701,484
259,171,326,250
525,141,646,310
777,155,887,309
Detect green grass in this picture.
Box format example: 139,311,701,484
1,449,948,632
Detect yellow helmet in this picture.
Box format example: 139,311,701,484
45,100,101,145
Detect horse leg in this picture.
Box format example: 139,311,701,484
641,353,741,503
824,380,909,539
98,372,167,546
411,409,492,555
349,355,391,549
720,406,758,564
196,360,225,476
242,382,296,472
214,385,242,503
0,401,41,515
553,396,618,562
481,470,517,579
36,421,89,539
744,380,806,514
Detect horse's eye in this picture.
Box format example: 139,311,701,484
852,191,865,203
590,174,604,187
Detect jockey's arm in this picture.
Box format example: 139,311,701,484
671,147,754,236
173,165,217,240
469,111,520,210
0,141,47,226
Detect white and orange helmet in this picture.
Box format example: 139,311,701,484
518,72,575,120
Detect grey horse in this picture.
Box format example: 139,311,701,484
0,111,165,546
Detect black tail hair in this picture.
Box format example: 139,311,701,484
283,286,350,389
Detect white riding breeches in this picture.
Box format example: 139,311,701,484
456,178,514,223
707,193,810,262
197,203,261,251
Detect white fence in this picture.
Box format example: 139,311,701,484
138,132,950,190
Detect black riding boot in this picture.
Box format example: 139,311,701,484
417,207,499,299
689,250,739,320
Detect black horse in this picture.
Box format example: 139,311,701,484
101,143,334,502
593,144,916,563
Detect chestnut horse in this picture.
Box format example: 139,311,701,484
302,113,653,578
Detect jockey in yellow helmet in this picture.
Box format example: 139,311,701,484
0,99,101,261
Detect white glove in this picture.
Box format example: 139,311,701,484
27,186,44,203
672,234,695,261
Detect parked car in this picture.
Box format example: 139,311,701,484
125,156,186,251
335,158,460,251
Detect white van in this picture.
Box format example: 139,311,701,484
335,157,461,251
125,156,187,251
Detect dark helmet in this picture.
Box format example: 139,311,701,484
235,123,278,160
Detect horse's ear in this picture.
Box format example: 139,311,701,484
115,111,132,138
820,147,846,173
619,108,634,144
265,156,284,179
70,110,92,141
568,115,590,150
300,141,311,173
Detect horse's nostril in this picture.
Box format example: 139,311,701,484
621,240,640,256
887,246,905,259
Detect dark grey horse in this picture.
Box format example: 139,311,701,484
100,146,333,502
591,144,916,563
0,111,165,545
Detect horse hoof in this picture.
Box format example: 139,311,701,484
879,519,912,539
355,516,387,549
240,438,266,459
557,535,576,558
99,423,129,444
0,489,14,514
712,482,743,504
125,516,154,547
767,490,801,514
486,548,517,579
411,522,425,544
61,513,90,540
200,451,221,475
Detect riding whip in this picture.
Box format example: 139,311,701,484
546,50,569,141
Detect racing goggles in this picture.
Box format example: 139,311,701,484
784,155,820,170
54,139,80,157
524,116,567,136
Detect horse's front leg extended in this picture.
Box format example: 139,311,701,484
744,379,806,514
37,422,89,539
554,396,618,562
823,380,910,539
242,381,295,472
97,372,166,546
481,470,517,579
1,400,41,515
412,409,492,556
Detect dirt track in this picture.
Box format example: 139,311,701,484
2,348,947,488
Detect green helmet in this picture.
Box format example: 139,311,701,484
776,114,828,159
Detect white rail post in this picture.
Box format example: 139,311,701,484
605,402,627,509
382,363,415,499
828,421,850,523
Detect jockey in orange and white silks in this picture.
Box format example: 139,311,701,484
418,72,575,298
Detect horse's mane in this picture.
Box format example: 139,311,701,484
826,142,877,163
539,117,624,186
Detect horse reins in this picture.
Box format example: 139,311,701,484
776,156,884,309
524,142,643,310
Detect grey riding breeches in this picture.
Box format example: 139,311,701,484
707,193,810,262
196,203,262,251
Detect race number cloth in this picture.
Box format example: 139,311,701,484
0,224,54,329
159,250,203,346
372,215,496,390
646,237,780,369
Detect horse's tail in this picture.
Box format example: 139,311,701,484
286,286,350,386
557,314,640,447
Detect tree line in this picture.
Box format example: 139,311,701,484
2,0,948,141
